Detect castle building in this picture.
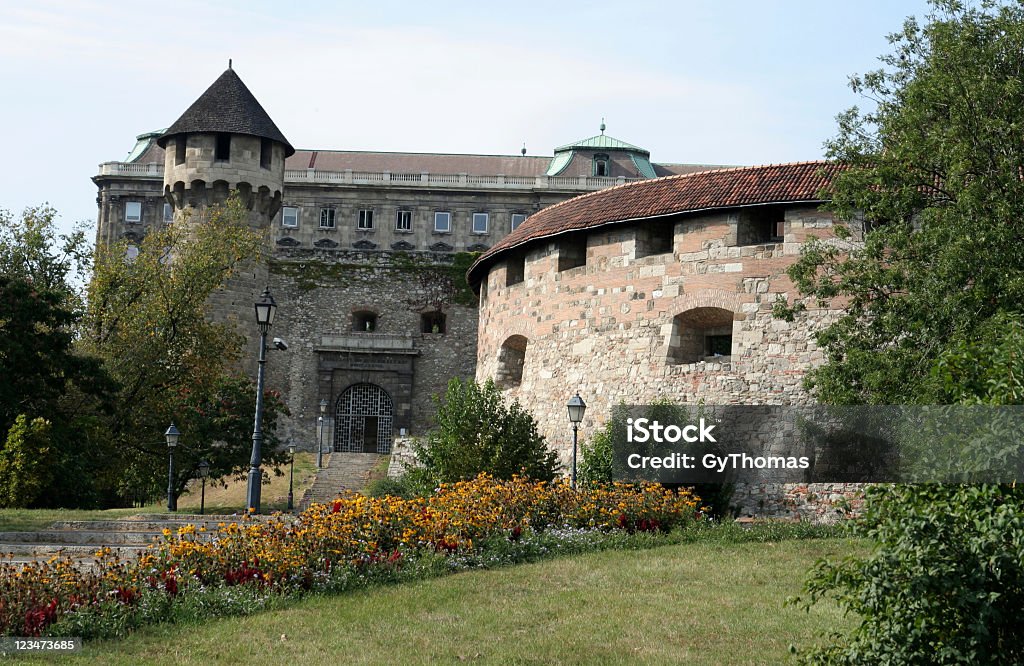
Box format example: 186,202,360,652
91,66,722,464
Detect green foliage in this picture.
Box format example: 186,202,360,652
0,415,53,508
782,0,1024,405
83,196,287,505
364,476,416,499
796,485,1024,665
578,422,614,487
407,378,558,490
0,204,91,301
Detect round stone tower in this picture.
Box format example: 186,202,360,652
155,65,294,360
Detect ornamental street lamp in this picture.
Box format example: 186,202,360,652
287,443,296,512
317,398,328,469
566,393,587,490
197,460,210,515
246,287,277,515
165,423,180,512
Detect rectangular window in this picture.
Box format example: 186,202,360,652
215,133,231,161
282,207,299,228
472,212,489,234
434,211,451,233
175,138,186,166
320,208,336,229
510,213,527,231
395,210,412,231
260,138,272,169
125,201,142,223
357,209,374,230
163,203,173,223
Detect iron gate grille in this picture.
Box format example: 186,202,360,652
333,383,394,454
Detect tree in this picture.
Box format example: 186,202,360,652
784,3,1024,663
83,196,288,505
780,0,1024,405
406,378,558,492
0,207,115,508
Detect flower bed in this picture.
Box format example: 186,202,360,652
0,475,701,638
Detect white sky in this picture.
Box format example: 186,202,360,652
0,0,934,238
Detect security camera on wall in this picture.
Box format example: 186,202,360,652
272,337,289,351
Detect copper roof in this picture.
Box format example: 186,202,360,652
467,161,842,286
158,68,294,156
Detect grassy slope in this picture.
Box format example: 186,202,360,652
0,453,319,531
47,538,861,666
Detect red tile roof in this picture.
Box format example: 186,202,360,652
467,161,843,286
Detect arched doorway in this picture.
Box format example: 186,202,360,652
333,383,394,454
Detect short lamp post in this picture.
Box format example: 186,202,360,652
246,287,277,515
165,423,180,512
317,398,328,469
197,460,210,515
567,393,587,490
287,443,296,512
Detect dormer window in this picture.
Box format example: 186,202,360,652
214,133,231,161
593,153,610,177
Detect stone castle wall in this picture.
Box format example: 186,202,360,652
266,248,479,451
475,204,859,519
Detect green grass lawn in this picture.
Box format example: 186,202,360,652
37,537,861,666
0,453,319,532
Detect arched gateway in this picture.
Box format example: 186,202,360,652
333,383,394,454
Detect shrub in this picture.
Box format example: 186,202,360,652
578,420,613,487
796,484,1024,664
0,414,52,507
364,476,415,499
407,378,558,489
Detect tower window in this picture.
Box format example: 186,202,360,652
434,211,451,233
472,212,489,234
214,133,231,161
506,254,525,286
260,138,272,169
668,307,735,365
124,201,142,223
320,208,336,229
557,234,587,271
353,311,378,332
511,213,527,231
357,209,374,230
175,138,186,166
496,335,528,389
593,153,610,177
637,223,675,258
282,207,299,228
163,203,174,223
421,311,446,334
737,206,785,245
396,210,412,231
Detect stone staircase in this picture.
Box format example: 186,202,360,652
300,452,387,509
0,514,247,568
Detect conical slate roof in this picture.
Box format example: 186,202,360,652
157,67,294,156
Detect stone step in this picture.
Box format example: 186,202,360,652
0,530,170,546
300,453,388,509
0,543,148,559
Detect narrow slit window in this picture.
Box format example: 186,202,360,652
214,134,231,161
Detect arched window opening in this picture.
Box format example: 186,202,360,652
353,310,378,332
496,335,528,388
668,307,735,365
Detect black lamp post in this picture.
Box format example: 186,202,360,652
197,460,210,515
317,398,327,469
246,287,277,515
567,393,587,490
165,423,180,511
287,443,296,512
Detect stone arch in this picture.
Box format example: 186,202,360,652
211,179,231,204
495,335,529,389
668,306,737,364
333,383,394,454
